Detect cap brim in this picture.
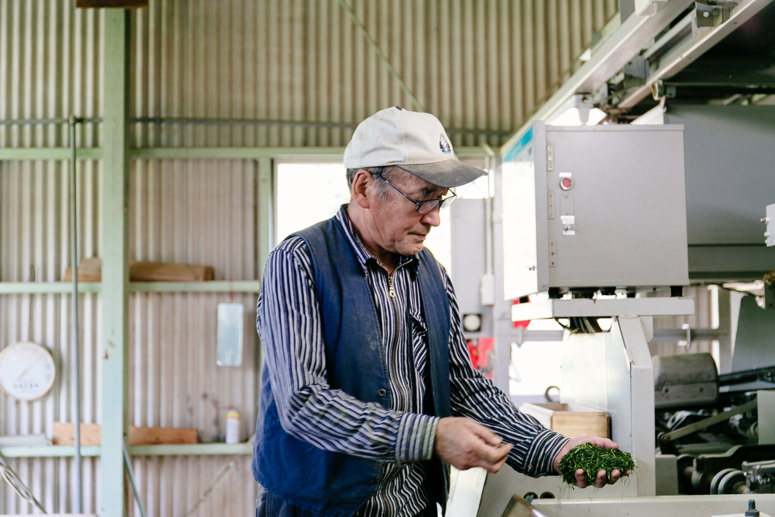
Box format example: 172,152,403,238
397,159,487,188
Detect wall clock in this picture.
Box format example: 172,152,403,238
0,342,57,401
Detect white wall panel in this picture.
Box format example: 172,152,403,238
128,456,253,517
128,292,259,441
0,159,99,282
129,159,258,279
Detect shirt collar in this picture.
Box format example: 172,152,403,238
335,205,419,274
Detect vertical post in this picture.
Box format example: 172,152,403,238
256,157,273,382
256,157,273,281
491,155,513,392
715,286,733,374
101,9,130,517
618,316,657,496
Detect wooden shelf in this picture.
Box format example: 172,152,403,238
0,280,261,295
0,442,253,458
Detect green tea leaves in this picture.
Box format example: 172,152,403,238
558,443,635,486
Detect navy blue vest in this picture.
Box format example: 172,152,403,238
252,217,452,516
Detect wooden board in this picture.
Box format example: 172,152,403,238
63,257,103,282
520,402,610,438
62,258,214,282
76,0,147,7
52,422,198,445
129,261,214,282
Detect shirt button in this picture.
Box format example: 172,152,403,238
377,388,387,397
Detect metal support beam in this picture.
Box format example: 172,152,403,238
256,158,274,281
256,157,273,391
618,0,773,108
501,0,693,155
100,9,130,517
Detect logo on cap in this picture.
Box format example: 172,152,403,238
439,133,453,154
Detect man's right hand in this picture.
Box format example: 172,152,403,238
434,417,512,473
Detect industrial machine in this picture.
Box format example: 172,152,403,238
478,90,775,517
475,119,695,516
445,1,775,515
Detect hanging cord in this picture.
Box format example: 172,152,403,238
0,453,47,513
122,441,147,517
555,317,603,334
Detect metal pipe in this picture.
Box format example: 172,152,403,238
0,117,510,138
0,118,100,126
69,115,83,513
132,118,510,137
122,441,147,517
480,143,496,276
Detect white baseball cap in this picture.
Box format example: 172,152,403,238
343,106,486,188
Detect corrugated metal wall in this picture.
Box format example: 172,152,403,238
127,0,618,148
2,0,621,515
126,159,260,516
1,0,620,148
0,290,102,513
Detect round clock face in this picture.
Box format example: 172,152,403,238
0,342,57,401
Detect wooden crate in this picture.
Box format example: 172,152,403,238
519,402,610,438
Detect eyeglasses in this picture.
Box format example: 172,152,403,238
374,173,457,215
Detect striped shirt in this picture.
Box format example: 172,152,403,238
256,206,568,516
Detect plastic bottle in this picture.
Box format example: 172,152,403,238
225,409,241,444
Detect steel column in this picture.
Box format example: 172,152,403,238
100,9,130,517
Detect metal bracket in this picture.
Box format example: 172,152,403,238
744,460,775,493
694,1,738,27
652,80,677,100
660,399,757,445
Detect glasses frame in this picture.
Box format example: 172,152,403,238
373,172,457,215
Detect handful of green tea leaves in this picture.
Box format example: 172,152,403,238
558,443,635,486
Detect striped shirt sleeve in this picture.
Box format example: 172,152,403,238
256,237,438,463
435,262,570,477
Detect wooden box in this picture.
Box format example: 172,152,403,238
519,402,610,438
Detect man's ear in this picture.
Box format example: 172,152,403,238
351,169,373,209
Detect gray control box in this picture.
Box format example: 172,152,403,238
502,122,689,299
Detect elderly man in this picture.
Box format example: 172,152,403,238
252,106,624,516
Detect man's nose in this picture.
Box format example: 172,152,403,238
421,207,442,227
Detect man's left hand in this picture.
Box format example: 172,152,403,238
552,435,631,488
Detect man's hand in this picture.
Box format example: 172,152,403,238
553,435,631,488
434,417,512,473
